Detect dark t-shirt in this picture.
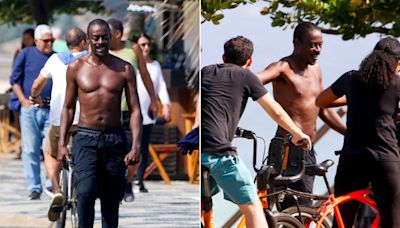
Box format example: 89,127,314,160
331,70,400,161
201,64,267,156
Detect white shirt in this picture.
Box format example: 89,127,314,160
40,52,84,126
137,60,170,125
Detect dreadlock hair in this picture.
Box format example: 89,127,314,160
359,37,400,89
223,36,253,66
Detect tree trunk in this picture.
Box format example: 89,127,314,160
28,0,49,25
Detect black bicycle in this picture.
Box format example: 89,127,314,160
56,147,78,228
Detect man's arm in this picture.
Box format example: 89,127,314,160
124,64,143,165
255,61,283,85
257,93,312,150
132,43,158,116
316,87,347,135
29,75,48,105
10,50,30,107
58,64,78,160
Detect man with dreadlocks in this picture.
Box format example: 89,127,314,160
317,37,400,228
256,22,347,209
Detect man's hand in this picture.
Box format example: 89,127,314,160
58,144,70,161
162,105,171,122
124,149,140,166
148,99,158,119
20,97,31,107
291,132,312,151
29,96,43,106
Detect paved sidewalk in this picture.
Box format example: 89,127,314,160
0,158,199,228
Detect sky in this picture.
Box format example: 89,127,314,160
201,1,383,226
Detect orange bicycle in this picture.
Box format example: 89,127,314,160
278,157,379,228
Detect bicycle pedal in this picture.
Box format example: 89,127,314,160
278,193,285,202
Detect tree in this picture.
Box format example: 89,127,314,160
0,0,107,25
201,0,400,40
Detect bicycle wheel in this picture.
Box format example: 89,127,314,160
69,172,79,228
274,212,303,228
57,169,68,228
282,206,331,228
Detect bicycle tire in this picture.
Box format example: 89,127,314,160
274,212,303,228
70,172,79,228
57,169,68,228
282,206,330,228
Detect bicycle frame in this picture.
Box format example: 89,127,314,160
316,188,379,228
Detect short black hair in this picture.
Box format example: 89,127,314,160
87,18,110,35
66,27,86,48
107,18,123,34
293,22,320,42
223,36,253,66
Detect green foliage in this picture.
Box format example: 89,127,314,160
0,0,107,25
201,0,400,40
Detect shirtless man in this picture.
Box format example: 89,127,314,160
58,19,142,228
256,22,346,208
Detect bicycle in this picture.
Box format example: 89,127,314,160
202,127,304,228
276,156,379,228
54,146,79,228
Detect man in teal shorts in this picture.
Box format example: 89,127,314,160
201,36,312,228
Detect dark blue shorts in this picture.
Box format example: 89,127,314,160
71,126,128,201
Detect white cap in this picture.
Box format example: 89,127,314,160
34,24,52,39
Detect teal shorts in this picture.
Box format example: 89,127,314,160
201,152,258,204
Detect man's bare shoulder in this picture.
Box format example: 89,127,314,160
67,56,87,71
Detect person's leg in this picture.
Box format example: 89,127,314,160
72,130,99,228
204,154,268,227
38,108,52,191
135,124,152,192
20,106,42,197
124,126,136,202
101,128,127,228
44,125,62,193
333,153,370,228
371,160,400,228
238,201,268,228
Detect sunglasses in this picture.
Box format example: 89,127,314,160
41,39,55,43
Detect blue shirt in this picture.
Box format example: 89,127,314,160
10,46,54,99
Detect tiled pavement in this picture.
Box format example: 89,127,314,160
0,158,199,228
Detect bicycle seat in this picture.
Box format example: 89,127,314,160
305,159,334,176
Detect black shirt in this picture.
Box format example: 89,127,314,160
201,64,267,156
331,70,400,161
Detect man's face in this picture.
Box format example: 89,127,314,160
296,29,323,65
35,32,54,54
88,24,111,57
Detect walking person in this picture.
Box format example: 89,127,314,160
30,27,88,221
127,33,171,194
107,18,158,201
10,24,55,200
58,19,142,228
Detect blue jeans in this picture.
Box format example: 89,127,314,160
20,105,51,193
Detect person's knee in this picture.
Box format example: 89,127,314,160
239,200,263,216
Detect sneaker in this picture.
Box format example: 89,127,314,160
43,187,54,198
138,182,148,193
29,191,41,200
123,182,134,202
48,193,64,221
